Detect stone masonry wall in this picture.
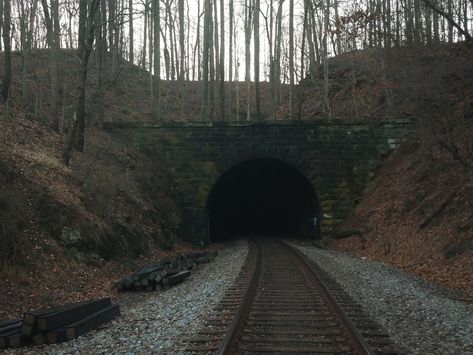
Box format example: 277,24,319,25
105,120,411,244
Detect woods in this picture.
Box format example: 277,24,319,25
0,0,472,155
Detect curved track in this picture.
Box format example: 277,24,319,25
186,238,397,354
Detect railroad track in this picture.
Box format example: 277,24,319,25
186,238,398,354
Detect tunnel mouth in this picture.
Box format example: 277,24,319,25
207,158,320,242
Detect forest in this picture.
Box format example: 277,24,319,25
1,0,472,141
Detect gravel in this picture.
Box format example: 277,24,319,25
292,242,473,355
10,240,248,355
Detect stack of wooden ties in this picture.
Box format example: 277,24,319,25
0,298,119,349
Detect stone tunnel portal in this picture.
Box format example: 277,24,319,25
207,158,320,242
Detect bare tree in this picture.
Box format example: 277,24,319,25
219,0,225,120
129,0,134,63
201,0,211,120
109,0,120,81
0,0,3,52
244,0,252,121
179,0,185,118
289,0,294,119
152,0,161,118
41,0,61,131
64,0,101,164
422,0,472,40
17,0,38,103
1,0,11,101
228,0,234,118
254,0,261,120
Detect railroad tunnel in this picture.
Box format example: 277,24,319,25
207,158,320,242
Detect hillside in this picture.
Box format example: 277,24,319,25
284,42,473,121
329,125,473,299
3,49,290,125
317,44,473,298
0,95,198,320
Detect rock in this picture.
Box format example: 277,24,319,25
59,227,83,247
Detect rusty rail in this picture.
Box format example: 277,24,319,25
186,238,397,354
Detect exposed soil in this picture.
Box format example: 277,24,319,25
0,97,195,321
296,42,473,300
329,123,473,299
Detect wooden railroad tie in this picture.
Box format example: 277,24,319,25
0,298,120,350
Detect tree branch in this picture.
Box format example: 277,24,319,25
421,0,472,41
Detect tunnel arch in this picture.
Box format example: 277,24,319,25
207,158,320,242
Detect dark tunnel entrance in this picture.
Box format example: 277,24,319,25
207,158,320,242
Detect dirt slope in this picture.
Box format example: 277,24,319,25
285,42,473,299
0,96,195,320
329,123,473,299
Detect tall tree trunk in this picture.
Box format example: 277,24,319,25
0,0,3,52
432,0,440,42
305,0,317,80
64,0,100,164
193,0,201,81
424,1,432,44
18,0,38,103
95,0,105,125
173,12,180,80
179,0,185,119
219,0,225,120
385,0,392,47
334,0,342,54
275,0,284,106
405,0,414,45
298,3,308,120
148,4,153,105
110,0,120,81
213,0,219,83
129,0,134,63
1,0,11,101
244,0,252,121
209,3,215,119
289,0,294,119
143,0,148,69
186,2,191,81
228,0,234,118
165,1,175,80
447,0,453,42
41,0,60,131
101,0,107,50
323,0,331,119
228,0,234,84
201,0,211,120
254,0,261,120
414,0,423,44
152,0,161,119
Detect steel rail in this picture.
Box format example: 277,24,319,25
216,239,262,355
279,239,376,355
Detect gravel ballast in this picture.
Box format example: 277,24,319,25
10,240,248,354
293,243,473,355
